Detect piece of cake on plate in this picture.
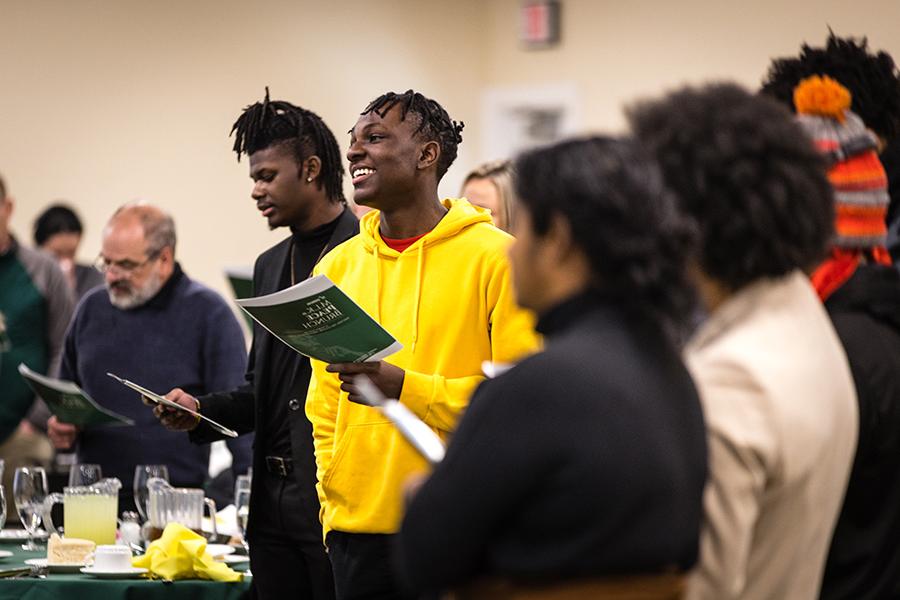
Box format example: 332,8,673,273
47,533,95,565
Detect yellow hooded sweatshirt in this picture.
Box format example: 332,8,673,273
306,198,539,537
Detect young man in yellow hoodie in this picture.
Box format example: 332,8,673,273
305,90,539,599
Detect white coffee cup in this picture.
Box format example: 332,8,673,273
92,544,133,571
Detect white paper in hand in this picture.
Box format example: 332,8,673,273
106,372,239,438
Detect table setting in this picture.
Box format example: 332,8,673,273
0,463,252,599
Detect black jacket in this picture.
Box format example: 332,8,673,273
821,264,900,600
190,207,358,538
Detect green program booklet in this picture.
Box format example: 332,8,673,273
18,363,134,427
224,266,254,330
236,275,402,363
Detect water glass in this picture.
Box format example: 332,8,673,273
13,467,48,551
68,463,102,487
134,465,169,522
234,473,251,500
235,488,250,553
0,485,7,531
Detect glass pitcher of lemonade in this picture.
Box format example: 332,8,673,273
43,477,121,545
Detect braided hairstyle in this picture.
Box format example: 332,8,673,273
360,90,464,180
231,87,345,203
761,31,900,142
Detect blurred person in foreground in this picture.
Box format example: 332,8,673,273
155,90,358,600
0,174,74,513
460,160,516,233
47,203,251,512
780,75,900,600
34,204,104,300
395,136,707,599
762,34,900,599
761,31,900,267
629,83,858,600
306,90,539,599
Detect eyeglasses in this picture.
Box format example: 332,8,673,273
93,249,161,276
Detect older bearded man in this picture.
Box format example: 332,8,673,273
47,203,252,512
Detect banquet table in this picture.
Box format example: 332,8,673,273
0,538,251,599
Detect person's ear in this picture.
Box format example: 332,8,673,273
303,156,322,183
158,245,174,267
417,141,440,171
546,213,577,261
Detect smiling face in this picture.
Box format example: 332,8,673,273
248,143,317,230
346,105,433,211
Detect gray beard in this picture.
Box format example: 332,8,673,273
107,270,164,310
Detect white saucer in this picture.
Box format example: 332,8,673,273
25,558,87,573
0,528,48,541
80,566,147,579
0,551,13,560
220,554,249,565
206,544,235,557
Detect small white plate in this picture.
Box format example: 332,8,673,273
0,528,48,541
206,544,235,558
0,551,13,560
80,566,147,579
25,558,88,573
220,554,249,565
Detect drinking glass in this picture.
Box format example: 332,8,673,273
0,485,7,531
13,467,48,551
133,465,168,522
68,463,102,487
235,488,250,553
234,473,251,500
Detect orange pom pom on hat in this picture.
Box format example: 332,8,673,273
794,75,893,300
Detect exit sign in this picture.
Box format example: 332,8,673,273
520,1,561,49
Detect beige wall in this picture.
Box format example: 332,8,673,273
2,0,899,302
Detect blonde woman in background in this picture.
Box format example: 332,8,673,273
461,160,516,232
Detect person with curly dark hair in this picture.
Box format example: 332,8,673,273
761,31,900,267
305,90,538,599
395,136,707,598
761,31,900,146
629,83,858,600
784,75,900,600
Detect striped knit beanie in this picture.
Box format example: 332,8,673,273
794,75,889,248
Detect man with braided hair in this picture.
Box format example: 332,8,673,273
305,90,539,599
155,90,356,600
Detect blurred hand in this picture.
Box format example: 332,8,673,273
151,388,200,431
326,361,405,405
402,473,428,506
47,416,79,449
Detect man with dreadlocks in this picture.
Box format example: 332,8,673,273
304,90,538,599
155,90,357,600
762,35,900,600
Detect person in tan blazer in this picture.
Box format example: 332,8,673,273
630,83,858,600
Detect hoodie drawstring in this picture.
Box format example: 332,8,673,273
373,244,381,322
411,240,424,353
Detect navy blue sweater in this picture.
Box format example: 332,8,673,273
60,265,251,493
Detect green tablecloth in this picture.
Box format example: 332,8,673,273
0,540,251,599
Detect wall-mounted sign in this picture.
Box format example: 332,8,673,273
520,1,561,49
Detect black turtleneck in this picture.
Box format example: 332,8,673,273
262,212,344,459
397,291,707,595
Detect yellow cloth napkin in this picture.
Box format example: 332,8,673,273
132,523,243,582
